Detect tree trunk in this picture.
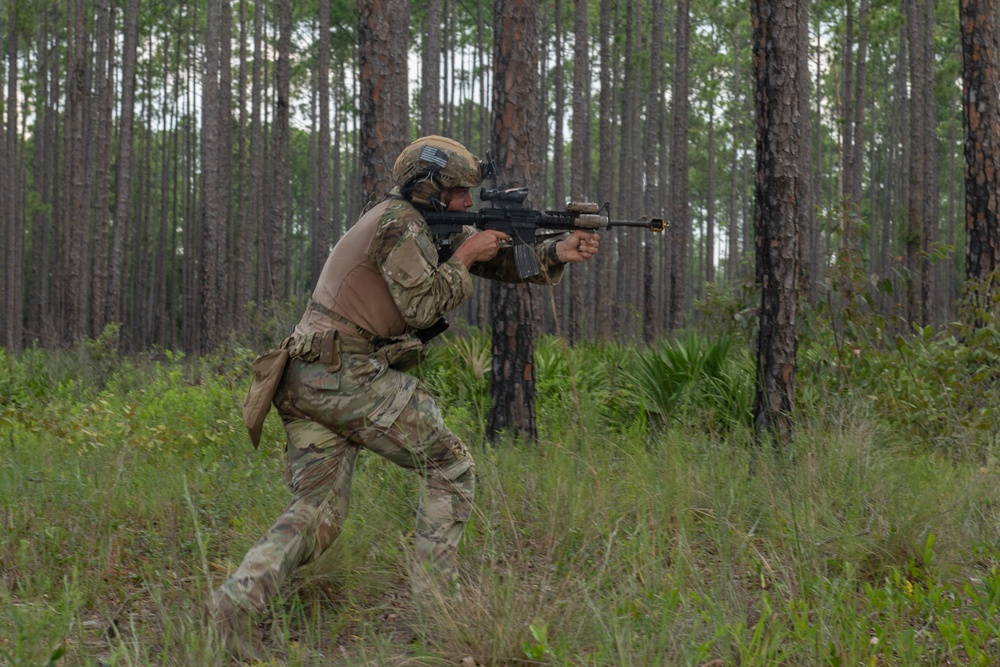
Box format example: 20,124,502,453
106,0,139,331
905,0,924,323
920,0,938,324
568,0,591,342
643,0,665,343
234,0,251,330
65,0,89,343
90,0,113,338
797,0,813,298
358,0,410,204
422,0,441,136
28,10,53,345
706,104,716,286
751,0,805,446
668,0,690,332
4,0,23,352
201,0,225,351
154,40,172,347
219,0,234,320
729,34,742,282
251,0,265,307
595,0,615,339
613,0,637,335
267,0,291,302
961,0,1000,314
0,0,6,350
313,0,332,286
552,0,565,211
487,0,540,443
182,22,198,352
810,15,822,292
893,11,909,314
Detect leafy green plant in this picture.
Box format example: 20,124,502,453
701,351,755,434
418,328,492,430
629,333,750,432
522,621,554,661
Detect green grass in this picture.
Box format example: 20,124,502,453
2,334,1000,666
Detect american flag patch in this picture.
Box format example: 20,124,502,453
419,145,449,168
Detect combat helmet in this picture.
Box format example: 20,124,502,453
393,136,484,208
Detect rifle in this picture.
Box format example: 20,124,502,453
423,153,666,280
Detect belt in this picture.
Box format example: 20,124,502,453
306,298,381,345
279,329,375,365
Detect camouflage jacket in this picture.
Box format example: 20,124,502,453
372,193,568,333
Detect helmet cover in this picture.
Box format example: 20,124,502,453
392,136,484,205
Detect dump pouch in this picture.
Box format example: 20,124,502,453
377,337,426,372
242,348,290,449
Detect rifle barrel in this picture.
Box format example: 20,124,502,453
606,218,667,232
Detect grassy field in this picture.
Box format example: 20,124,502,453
2,327,1000,666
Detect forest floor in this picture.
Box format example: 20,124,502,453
3,341,1000,665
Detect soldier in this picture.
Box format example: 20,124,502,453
210,136,600,658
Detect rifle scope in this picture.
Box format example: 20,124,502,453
480,187,529,206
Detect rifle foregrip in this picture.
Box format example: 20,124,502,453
575,214,608,229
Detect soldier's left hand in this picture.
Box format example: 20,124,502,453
555,231,600,263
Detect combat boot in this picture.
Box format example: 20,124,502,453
207,588,267,662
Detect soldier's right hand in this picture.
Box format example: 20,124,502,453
453,230,511,267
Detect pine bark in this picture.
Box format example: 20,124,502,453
568,0,591,343
358,0,410,204
4,0,23,352
267,0,291,302
91,0,113,337
234,0,251,329
643,0,665,343
797,0,813,297
313,0,332,286
962,0,1000,296
667,0,690,332
219,0,234,319
64,0,89,343
706,105,716,286
552,0,565,211
595,0,615,339
106,0,139,330
28,11,53,344
251,0,265,307
613,0,636,334
421,0,441,136
751,0,805,446
921,0,938,324
905,0,924,323
487,0,540,443
201,0,225,350
729,36,742,281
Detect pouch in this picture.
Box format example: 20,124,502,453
377,337,426,372
242,348,290,448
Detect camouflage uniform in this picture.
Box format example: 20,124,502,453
213,138,567,622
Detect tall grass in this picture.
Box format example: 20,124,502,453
2,329,1000,665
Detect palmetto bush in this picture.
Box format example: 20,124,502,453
418,328,492,431
630,333,753,433
701,349,756,434
534,336,633,431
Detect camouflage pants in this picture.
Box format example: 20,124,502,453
217,352,475,613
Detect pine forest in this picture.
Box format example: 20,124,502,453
2,0,995,354
6,0,1000,664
